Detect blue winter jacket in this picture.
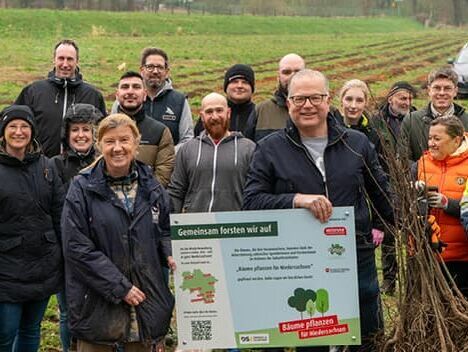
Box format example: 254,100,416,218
61,159,174,344
243,115,394,248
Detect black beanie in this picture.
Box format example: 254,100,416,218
1,105,36,138
387,81,416,98
224,64,255,93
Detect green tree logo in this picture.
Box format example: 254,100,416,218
287,288,330,318
287,288,316,319
315,288,330,316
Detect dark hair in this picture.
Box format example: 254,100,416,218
120,71,143,81
140,47,169,68
427,67,458,87
431,116,464,139
54,39,79,61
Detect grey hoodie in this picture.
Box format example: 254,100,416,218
168,131,255,213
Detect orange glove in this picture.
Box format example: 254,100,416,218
427,215,447,253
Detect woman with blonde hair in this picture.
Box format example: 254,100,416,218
62,114,175,352
416,116,468,298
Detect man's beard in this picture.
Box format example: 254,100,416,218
204,119,229,140
145,77,164,91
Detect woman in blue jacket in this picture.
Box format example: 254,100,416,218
61,114,175,351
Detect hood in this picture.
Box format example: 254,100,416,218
194,131,246,168
0,138,42,166
155,79,174,98
451,134,468,157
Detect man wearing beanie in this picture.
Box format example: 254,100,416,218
194,63,257,141
15,39,106,158
255,53,305,141
371,81,417,296
400,67,468,161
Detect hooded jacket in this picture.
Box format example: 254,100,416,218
168,131,256,213
0,140,64,302
61,159,174,344
417,135,468,262
243,115,394,248
15,70,106,157
400,102,468,161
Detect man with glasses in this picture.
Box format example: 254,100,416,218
400,67,468,161
244,69,393,352
254,53,305,141
113,47,193,149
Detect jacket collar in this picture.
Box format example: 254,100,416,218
285,113,346,146
47,69,83,89
273,88,288,108
117,105,146,123
228,99,255,113
0,139,42,166
423,102,466,120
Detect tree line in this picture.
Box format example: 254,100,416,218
1,0,467,26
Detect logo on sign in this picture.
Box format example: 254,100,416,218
239,334,269,344
324,227,347,236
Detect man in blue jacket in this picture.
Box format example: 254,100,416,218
243,69,393,352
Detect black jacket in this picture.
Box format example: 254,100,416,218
61,159,174,344
15,70,106,157
0,141,64,302
243,115,393,247
51,148,96,191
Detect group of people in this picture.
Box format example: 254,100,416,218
0,37,467,352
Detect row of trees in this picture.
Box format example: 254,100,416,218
1,0,467,26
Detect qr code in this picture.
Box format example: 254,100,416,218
191,320,212,341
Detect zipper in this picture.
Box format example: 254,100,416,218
62,82,68,119
208,138,221,212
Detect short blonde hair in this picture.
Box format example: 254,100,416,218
339,79,370,103
96,114,141,150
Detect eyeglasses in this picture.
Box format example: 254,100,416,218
289,94,328,107
142,64,167,73
430,85,455,93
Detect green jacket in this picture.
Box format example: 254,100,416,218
400,103,468,162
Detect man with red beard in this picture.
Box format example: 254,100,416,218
168,93,255,213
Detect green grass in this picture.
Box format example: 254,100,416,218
0,9,424,38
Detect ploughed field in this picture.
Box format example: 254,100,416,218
0,9,466,351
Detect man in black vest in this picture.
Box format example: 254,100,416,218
15,39,106,157
115,71,175,187
194,64,256,140
139,47,193,149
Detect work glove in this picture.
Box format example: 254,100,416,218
427,192,448,209
372,228,384,246
426,215,447,253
